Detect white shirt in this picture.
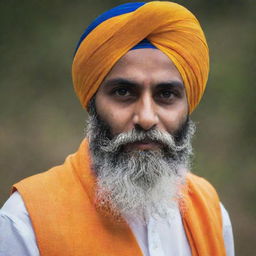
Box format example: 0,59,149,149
0,192,234,256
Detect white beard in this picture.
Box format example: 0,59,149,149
86,109,195,224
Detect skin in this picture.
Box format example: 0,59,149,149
95,48,188,151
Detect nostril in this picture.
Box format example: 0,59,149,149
134,124,145,132
134,124,157,132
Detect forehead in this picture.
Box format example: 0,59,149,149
101,48,183,87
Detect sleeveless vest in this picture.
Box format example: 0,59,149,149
13,139,226,256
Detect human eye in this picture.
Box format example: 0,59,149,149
155,89,176,103
110,85,138,101
159,90,174,99
113,87,131,97
107,84,137,102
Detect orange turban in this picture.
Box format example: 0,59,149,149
72,1,209,113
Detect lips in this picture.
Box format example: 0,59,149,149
125,139,162,151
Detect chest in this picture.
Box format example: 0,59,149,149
125,210,191,256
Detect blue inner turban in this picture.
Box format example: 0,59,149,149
74,2,157,55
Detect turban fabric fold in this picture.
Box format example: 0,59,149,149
72,1,209,113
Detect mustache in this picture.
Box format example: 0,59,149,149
100,128,190,153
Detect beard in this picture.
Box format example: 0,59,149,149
86,100,195,223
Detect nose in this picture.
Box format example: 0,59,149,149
133,93,159,131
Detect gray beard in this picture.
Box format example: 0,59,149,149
86,107,195,224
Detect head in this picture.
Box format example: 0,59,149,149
86,48,195,222
72,2,208,222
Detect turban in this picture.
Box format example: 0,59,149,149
72,1,209,113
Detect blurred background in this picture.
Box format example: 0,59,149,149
0,0,255,254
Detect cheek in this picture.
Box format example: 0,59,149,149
159,103,188,134
106,110,133,135
95,99,133,135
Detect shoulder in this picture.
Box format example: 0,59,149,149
1,191,28,221
13,159,74,196
183,173,222,224
0,192,39,256
13,140,90,197
186,173,220,199
186,172,216,189
1,191,34,229
220,203,235,256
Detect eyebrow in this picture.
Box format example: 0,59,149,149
102,78,184,89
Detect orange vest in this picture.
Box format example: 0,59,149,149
13,139,226,256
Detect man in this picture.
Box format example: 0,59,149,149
0,2,234,256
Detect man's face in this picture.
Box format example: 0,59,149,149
95,48,189,149
89,48,193,222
